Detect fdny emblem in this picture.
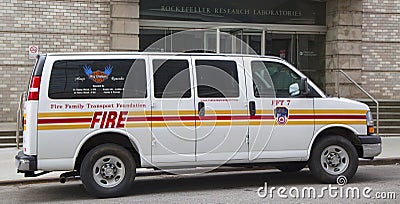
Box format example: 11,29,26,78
83,64,113,83
274,106,289,125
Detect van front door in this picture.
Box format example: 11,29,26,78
244,58,315,161
150,56,196,163
192,56,248,163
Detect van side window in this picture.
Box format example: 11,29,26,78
251,61,301,97
49,59,147,99
153,59,191,98
195,60,239,98
251,61,275,97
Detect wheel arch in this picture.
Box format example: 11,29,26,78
307,125,363,160
73,129,142,171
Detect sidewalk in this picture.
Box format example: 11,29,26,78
0,137,399,184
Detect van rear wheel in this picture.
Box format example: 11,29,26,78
308,135,358,183
80,143,136,198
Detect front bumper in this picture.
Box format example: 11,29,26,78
15,150,37,172
358,135,382,158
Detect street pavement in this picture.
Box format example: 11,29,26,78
0,136,399,183
0,165,398,203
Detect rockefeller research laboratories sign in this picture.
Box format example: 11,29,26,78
140,0,326,25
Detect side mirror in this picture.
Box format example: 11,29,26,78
300,77,310,95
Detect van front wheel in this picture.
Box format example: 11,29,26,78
80,143,136,198
308,135,358,183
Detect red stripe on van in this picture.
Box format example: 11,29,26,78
38,118,92,124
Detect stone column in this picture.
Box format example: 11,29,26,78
325,0,363,98
110,0,140,51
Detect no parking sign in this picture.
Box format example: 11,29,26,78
28,45,39,59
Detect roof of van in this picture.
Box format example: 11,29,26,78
43,52,284,60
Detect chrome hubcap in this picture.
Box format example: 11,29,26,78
93,155,125,188
320,145,349,175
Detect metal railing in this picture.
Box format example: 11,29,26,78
336,69,379,136
16,92,25,149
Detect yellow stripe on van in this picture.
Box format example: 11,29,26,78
249,120,275,126
125,122,151,128
151,110,196,116
314,110,367,115
127,111,151,116
288,110,314,114
38,124,90,130
207,110,248,115
315,120,366,125
256,110,273,115
38,112,94,118
152,121,196,127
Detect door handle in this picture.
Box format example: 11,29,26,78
249,101,256,116
198,102,205,116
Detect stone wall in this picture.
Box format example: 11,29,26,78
325,0,364,98
362,0,400,99
0,0,139,122
110,0,139,51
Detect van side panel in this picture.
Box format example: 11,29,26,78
23,101,38,155
313,98,368,136
36,55,152,171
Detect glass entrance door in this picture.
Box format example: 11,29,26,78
266,33,295,63
203,28,264,55
139,27,326,90
230,29,262,55
265,33,326,89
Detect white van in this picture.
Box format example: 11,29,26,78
16,53,381,198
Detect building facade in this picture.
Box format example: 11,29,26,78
0,0,399,122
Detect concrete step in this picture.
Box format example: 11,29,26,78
357,100,400,107
0,131,18,137
0,143,17,148
375,119,400,126
371,113,400,119
0,136,22,144
369,108,400,114
377,127,400,134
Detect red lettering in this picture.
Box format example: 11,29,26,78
105,111,118,128
116,111,128,128
90,112,103,128
100,111,108,128
90,111,128,129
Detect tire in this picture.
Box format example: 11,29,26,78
80,143,136,198
308,135,358,183
276,162,306,173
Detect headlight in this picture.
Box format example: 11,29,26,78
366,111,374,135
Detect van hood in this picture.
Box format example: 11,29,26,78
315,97,370,111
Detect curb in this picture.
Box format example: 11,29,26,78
1,158,399,186
360,157,400,166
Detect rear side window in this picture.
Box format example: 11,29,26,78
195,60,239,98
49,59,147,99
153,59,191,98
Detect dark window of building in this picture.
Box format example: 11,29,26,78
49,59,146,99
195,60,239,98
153,59,191,98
